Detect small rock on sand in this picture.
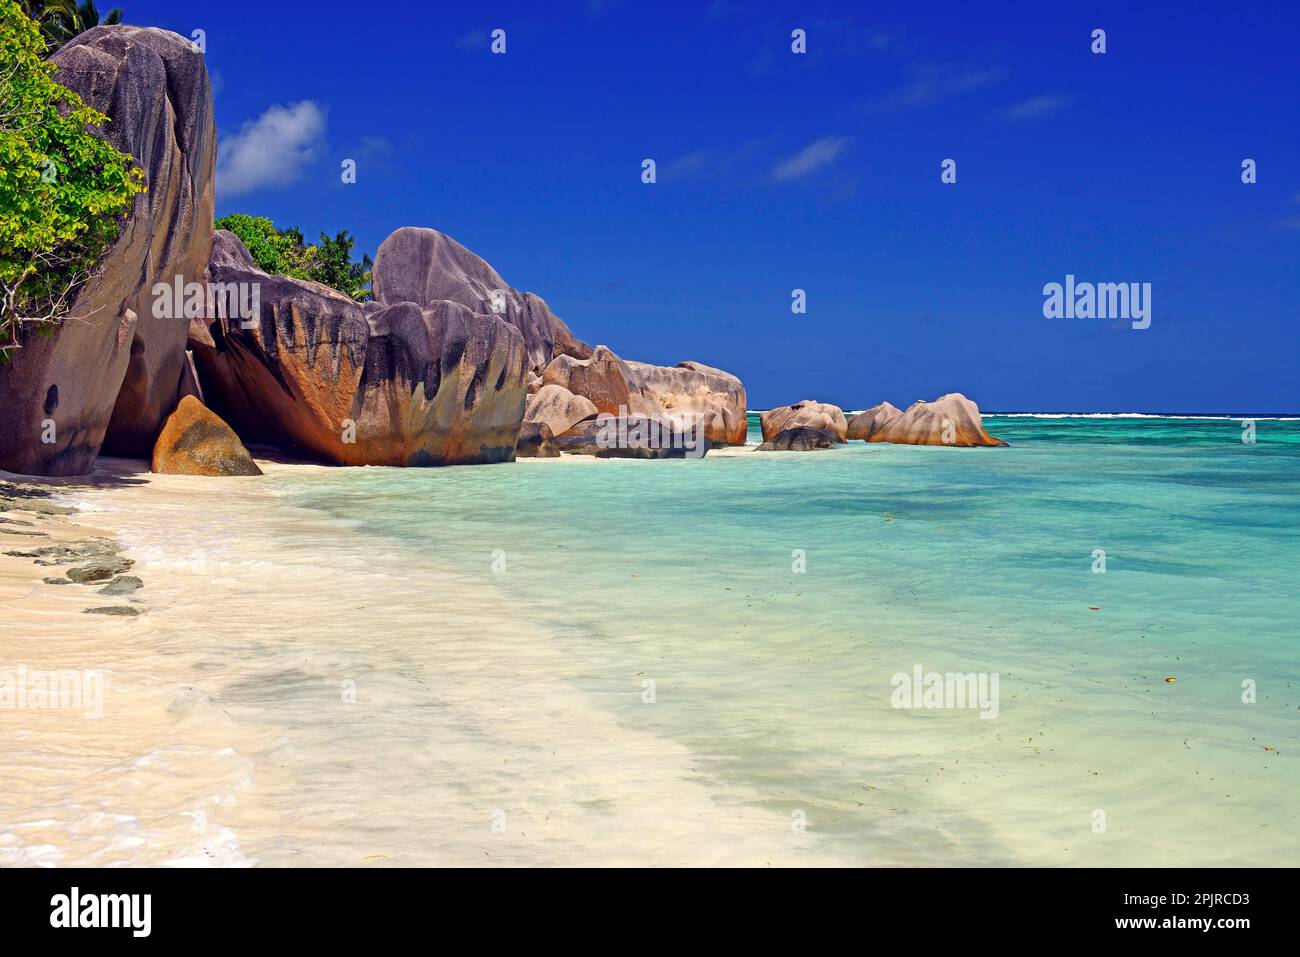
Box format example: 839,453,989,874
98,576,144,596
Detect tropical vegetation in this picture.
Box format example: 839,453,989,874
18,1,122,53
0,0,145,361
214,213,372,301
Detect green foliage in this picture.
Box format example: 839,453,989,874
0,0,146,360
215,213,372,301
18,1,123,54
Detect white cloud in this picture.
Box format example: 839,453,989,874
771,136,851,182
872,62,1007,112
454,30,487,51
217,101,326,197
1001,95,1068,123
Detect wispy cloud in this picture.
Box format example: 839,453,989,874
1001,94,1068,123
454,30,488,52
663,151,711,179
871,61,1006,112
771,136,852,182
217,101,325,197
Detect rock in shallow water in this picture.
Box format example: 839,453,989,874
66,558,133,583
846,402,903,441
870,393,1007,447
98,575,144,596
552,415,709,459
626,360,748,447
761,401,848,442
756,427,840,452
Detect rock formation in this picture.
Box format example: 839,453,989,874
550,415,709,459
541,347,748,446
151,395,262,476
870,393,1007,447
756,427,839,452
370,227,590,374
0,26,214,475
541,345,653,417
190,231,529,466
846,401,903,441
525,384,598,439
515,420,560,458
627,360,748,446
760,401,848,442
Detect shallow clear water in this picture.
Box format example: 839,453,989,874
3,415,1296,866
261,415,1299,865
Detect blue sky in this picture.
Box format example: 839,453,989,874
126,0,1298,412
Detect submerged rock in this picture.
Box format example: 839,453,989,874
84,606,142,617
761,401,848,442
151,395,262,476
0,27,215,475
756,427,839,452
871,393,1007,447
67,560,132,583
98,575,144,596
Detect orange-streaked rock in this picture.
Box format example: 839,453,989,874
627,360,748,446
541,345,654,417
846,401,903,440
870,393,1007,447
151,396,261,476
190,232,528,466
760,400,848,442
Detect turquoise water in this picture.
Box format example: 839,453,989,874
267,415,1300,865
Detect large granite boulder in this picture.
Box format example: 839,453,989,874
871,393,1007,447
627,360,748,446
190,232,528,466
371,227,590,374
151,395,262,476
756,427,839,452
0,26,214,475
760,400,848,442
525,384,598,438
541,345,655,417
846,401,903,441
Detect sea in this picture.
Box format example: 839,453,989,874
2,414,1296,866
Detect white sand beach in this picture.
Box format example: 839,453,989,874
1,458,843,867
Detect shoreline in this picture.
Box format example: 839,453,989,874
1,457,847,866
